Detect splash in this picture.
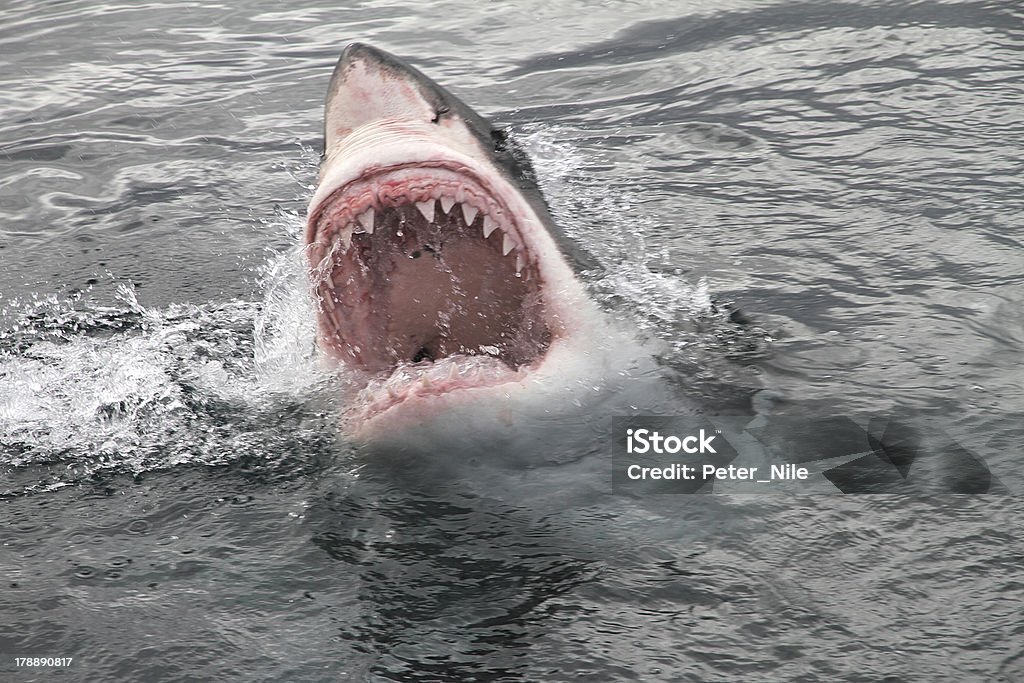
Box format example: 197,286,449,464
0,243,334,495
516,126,770,403
516,126,743,346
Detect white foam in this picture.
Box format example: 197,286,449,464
0,211,333,487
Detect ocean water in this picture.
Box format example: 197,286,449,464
2,0,1023,680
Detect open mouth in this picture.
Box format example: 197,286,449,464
307,162,553,415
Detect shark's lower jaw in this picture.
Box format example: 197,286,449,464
308,162,554,414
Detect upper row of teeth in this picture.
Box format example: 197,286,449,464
338,195,529,276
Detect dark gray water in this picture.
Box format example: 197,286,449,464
2,0,1023,681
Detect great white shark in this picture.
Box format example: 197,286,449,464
305,43,639,436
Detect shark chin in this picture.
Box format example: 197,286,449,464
306,43,609,437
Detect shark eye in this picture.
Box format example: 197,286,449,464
430,105,450,124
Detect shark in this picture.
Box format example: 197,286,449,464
304,43,629,435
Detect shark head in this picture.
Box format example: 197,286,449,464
306,43,598,429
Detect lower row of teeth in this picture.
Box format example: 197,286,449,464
338,198,528,277
358,356,522,404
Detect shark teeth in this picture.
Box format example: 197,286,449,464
355,352,529,416
415,200,435,223
334,229,352,252
357,208,375,234
482,215,498,238
329,190,533,273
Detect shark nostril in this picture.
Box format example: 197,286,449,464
412,347,434,363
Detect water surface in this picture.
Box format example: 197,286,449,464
2,0,1023,680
